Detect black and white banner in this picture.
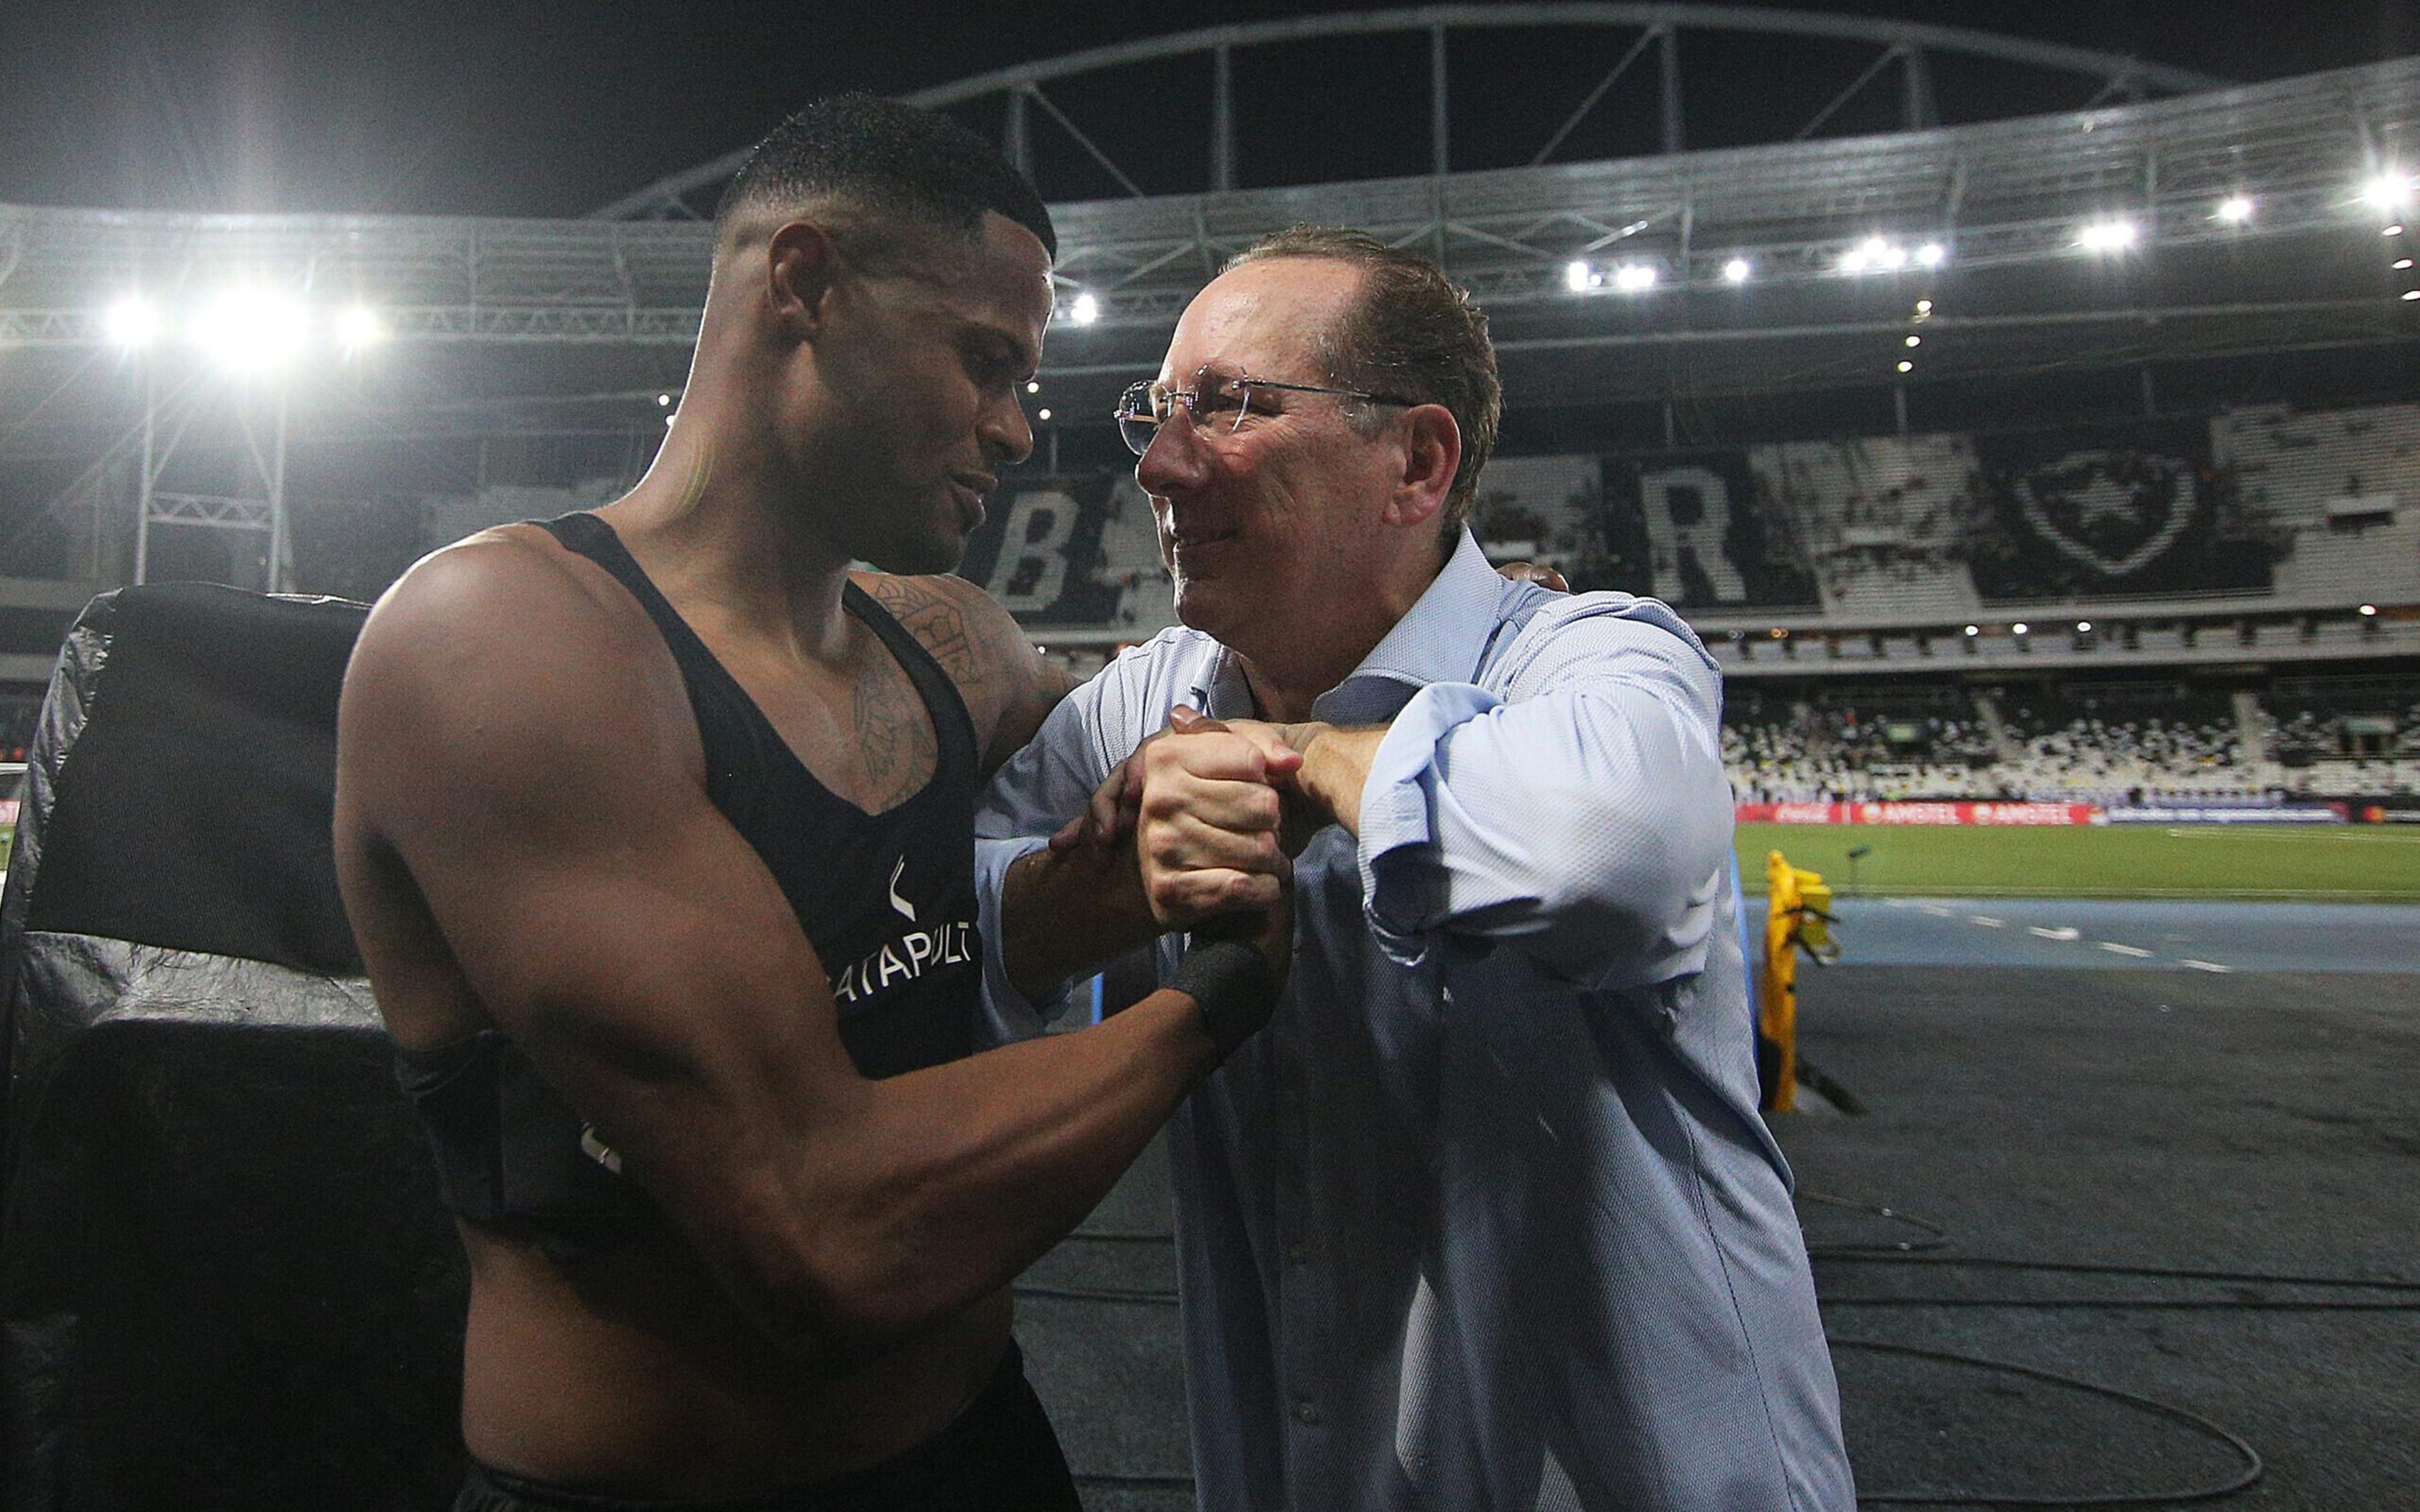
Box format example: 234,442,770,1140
1966,421,2272,601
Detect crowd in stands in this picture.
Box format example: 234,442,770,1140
2263,679,2420,798
1991,687,2256,805
1721,679,2420,804
1724,688,1998,803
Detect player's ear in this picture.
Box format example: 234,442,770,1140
764,220,845,340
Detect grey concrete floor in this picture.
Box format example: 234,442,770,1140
1017,953,2420,1509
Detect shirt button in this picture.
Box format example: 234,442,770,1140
1295,1399,1323,1426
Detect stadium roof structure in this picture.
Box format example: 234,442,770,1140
0,8,2414,469
587,6,2235,221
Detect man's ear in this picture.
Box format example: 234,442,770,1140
763,220,844,340
1383,403,1462,530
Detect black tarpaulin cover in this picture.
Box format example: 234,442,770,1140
0,583,466,1511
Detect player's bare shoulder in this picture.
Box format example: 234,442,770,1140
343,524,700,808
366,524,626,641
852,570,1076,773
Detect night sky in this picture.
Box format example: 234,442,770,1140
3,1,2416,218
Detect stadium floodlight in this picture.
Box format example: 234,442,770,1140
2076,220,2138,253
1722,257,1751,284
1879,243,1910,270
2215,195,2255,224
101,295,163,351
1614,263,1656,293
2360,171,2413,211
1913,242,1945,268
1840,234,1893,274
188,289,310,374
1565,259,1594,292
333,303,385,352
1067,291,1101,326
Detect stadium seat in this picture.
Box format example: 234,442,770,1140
0,584,465,1511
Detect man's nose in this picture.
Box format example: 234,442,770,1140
982,391,1034,466
1134,409,1204,495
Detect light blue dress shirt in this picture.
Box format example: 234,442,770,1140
976,531,1853,1511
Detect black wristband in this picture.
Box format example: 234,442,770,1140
1170,938,1279,1060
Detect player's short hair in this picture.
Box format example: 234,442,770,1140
1224,226,1501,533
713,94,1056,271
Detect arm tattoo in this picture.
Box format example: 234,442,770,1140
861,576,984,690
859,573,1068,777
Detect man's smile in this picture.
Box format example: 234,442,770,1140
1167,525,1242,550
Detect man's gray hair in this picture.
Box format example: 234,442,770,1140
1223,226,1501,534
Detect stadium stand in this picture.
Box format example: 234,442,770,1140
1991,682,2254,805
0,693,38,760
1724,684,1998,803
1710,670,2420,808
1755,435,1984,622
2215,404,2420,606
2265,672,2420,798
616,391,2420,808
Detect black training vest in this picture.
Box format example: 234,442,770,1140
395,511,984,1242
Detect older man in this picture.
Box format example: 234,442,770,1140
978,227,1853,1510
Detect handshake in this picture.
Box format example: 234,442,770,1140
1039,706,1385,1029
1049,706,1351,929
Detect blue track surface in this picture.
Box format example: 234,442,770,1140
1744,895,2420,974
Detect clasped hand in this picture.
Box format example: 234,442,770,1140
1050,705,1328,930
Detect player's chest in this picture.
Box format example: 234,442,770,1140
714,639,941,816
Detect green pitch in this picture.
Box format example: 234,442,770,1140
1735,822,2420,902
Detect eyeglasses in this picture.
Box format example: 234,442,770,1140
1114,364,1420,456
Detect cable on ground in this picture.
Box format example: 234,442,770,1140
1032,1189,2417,1504
1828,1337,2263,1507
1800,1188,1950,1253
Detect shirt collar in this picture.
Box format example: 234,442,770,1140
1313,529,1507,724
1187,530,1514,724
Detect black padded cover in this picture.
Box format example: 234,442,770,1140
0,583,466,1511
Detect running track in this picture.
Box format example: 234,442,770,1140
1744,896,2420,974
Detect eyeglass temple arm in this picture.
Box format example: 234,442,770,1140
1238,377,1423,407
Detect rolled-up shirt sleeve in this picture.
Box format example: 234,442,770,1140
972,834,1061,1045
1356,601,1733,989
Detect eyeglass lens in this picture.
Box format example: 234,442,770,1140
1117,366,1250,455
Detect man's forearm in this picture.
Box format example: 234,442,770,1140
816,985,1221,1346
998,840,1163,1002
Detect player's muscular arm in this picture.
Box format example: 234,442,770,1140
341,542,1255,1353
854,570,1076,777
